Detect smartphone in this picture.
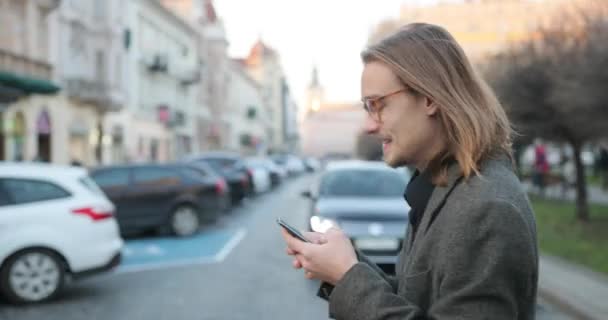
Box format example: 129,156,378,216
276,218,311,243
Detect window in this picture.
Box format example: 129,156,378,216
0,179,71,205
79,177,105,196
94,0,106,19
181,167,207,178
320,170,406,197
133,167,180,186
91,169,130,189
95,50,106,83
202,158,237,173
115,54,122,87
0,186,12,206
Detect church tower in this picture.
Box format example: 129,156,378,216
305,66,325,115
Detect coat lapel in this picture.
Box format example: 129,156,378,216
404,162,463,270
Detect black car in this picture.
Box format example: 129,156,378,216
302,160,411,271
90,163,228,237
182,161,231,212
184,152,253,204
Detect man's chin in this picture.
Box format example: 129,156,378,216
382,155,400,168
383,154,409,168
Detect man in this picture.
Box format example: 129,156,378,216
281,23,538,319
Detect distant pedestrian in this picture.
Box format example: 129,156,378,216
533,139,550,196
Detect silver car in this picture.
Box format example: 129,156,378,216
302,160,411,271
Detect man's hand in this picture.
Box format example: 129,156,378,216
281,228,358,285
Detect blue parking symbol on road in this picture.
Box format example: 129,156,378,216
117,229,246,273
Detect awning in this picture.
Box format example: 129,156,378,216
0,71,60,95
0,83,24,103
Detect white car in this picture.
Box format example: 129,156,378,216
244,158,272,194
285,155,306,175
0,163,123,304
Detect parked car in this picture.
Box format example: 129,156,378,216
304,157,321,172
260,158,288,187
180,161,230,212
301,160,410,270
244,158,272,194
90,163,227,237
271,154,306,176
184,152,253,204
0,163,123,304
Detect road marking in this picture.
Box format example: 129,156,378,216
114,228,247,274
144,245,164,256
214,229,247,263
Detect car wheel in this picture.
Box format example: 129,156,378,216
170,205,200,237
0,249,65,304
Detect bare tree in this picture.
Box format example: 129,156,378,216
486,0,608,221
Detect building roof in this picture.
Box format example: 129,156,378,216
245,39,279,66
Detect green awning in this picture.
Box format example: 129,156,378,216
0,71,60,95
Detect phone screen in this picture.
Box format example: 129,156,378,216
277,218,311,243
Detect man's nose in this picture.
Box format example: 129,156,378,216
364,114,380,134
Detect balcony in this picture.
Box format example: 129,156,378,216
0,48,53,81
0,48,59,97
36,0,61,11
65,78,124,112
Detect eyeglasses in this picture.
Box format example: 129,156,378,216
361,88,408,122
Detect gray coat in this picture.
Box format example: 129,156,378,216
319,156,538,319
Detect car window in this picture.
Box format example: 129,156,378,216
133,167,180,186
180,167,208,183
319,169,406,197
184,164,209,177
0,185,13,206
0,178,71,205
79,176,105,196
92,168,130,189
202,158,237,172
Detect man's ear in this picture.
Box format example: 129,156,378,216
424,96,439,116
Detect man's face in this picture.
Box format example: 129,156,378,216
361,61,440,169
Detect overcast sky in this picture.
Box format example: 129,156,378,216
214,0,464,106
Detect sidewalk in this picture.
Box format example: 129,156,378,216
539,255,608,320
522,181,608,205
523,181,608,319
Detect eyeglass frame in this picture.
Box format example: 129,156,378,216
361,88,409,122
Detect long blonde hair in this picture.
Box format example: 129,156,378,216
361,23,513,186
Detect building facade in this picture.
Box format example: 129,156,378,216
105,0,200,163
243,40,298,153
225,60,268,156
162,0,228,152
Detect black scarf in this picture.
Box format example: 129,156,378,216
404,169,435,237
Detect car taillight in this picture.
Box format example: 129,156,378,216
72,207,113,221
215,179,227,195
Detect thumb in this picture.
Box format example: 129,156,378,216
281,228,308,252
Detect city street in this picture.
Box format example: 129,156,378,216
0,174,571,320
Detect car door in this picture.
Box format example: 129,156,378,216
0,178,72,245
124,166,181,228
90,168,131,226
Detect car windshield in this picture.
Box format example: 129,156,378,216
201,158,237,172
319,169,406,197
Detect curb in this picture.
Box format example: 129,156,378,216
537,286,596,320
538,255,608,320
